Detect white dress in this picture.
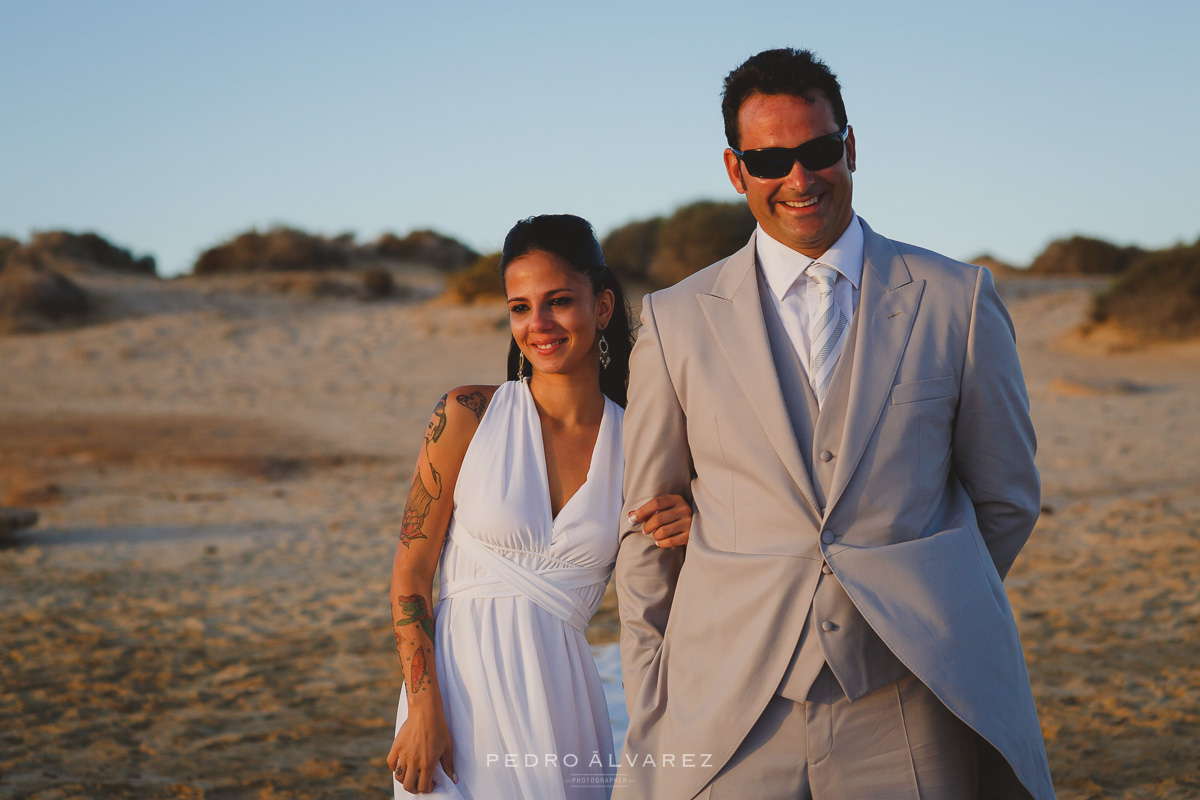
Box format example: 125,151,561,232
394,379,622,800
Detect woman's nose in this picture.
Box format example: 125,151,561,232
530,305,554,330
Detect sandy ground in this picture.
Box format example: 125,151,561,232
1,271,1197,799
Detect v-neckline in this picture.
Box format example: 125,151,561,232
522,379,609,527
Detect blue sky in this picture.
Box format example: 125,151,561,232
2,1,1197,277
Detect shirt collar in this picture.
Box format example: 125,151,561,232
756,213,864,301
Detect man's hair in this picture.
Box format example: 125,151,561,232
721,48,848,149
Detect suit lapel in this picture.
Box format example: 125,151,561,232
697,234,821,514
824,220,924,515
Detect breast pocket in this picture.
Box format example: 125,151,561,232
890,375,956,406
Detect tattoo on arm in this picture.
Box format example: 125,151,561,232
394,594,436,694
395,594,436,640
409,646,428,693
428,394,449,443
455,391,489,421
399,395,449,548
399,457,441,547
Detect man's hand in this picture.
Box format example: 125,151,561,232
628,494,692,548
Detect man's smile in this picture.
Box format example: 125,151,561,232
780,196,821,210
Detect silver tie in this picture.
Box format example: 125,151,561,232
807,263,849,405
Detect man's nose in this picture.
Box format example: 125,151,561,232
782,158,814,188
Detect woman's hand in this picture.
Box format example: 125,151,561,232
387,704,456,794
629,494,693,548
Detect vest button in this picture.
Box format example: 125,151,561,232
820,529,835,545
819,450,834,462
821,621,839,632
821,562,833,575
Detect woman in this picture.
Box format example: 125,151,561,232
385,214,691,798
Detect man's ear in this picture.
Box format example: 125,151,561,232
723,149,747,194
846,125,856,174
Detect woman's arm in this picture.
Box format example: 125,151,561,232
387,386,495,794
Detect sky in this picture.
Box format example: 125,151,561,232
2,1,1197,277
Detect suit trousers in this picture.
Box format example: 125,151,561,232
695,665,978,800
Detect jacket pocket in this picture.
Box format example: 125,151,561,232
890,375,955,405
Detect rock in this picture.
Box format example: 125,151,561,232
0,506,38,535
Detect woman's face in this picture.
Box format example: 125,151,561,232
504,250,614,380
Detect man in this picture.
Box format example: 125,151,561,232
615,48,1055,800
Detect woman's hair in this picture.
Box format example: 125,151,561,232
499,214,634,407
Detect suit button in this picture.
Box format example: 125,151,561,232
821,562,833,575
821,621,839,632
820,529,835,545
819,450,834,462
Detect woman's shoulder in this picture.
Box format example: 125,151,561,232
417,384,503,472
436,384,501,438
445,384,501,422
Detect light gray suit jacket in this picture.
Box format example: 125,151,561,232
614,220,1054,800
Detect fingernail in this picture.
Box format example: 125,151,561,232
453,772,459,783
628,511,637,525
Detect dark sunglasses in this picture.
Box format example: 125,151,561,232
731,126,849,179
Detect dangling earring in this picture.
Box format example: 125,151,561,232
517,351,526,380
598,333,610,370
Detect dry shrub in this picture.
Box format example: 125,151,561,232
0,246,91,332
374,229,478,271
270,274,360,299
248,268,403,302
445,252,503,302
1029,236,1143,276
1091,242,1200,340
308,278,361,299
968,253,1024,277
193,227,351,274
361,267,395,298
0,236,19,269
602,217,663,283
261,273,360,300
29,230,157,275
649,201,756,288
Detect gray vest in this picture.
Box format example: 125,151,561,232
755,267,909,703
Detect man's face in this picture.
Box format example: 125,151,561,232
723,91,856,258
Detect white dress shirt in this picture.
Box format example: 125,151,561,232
755,214,864,383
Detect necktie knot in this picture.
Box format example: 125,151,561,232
807,263,837,294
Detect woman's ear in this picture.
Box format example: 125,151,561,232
596,288,615,330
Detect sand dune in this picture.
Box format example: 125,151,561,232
1,272,1197,798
